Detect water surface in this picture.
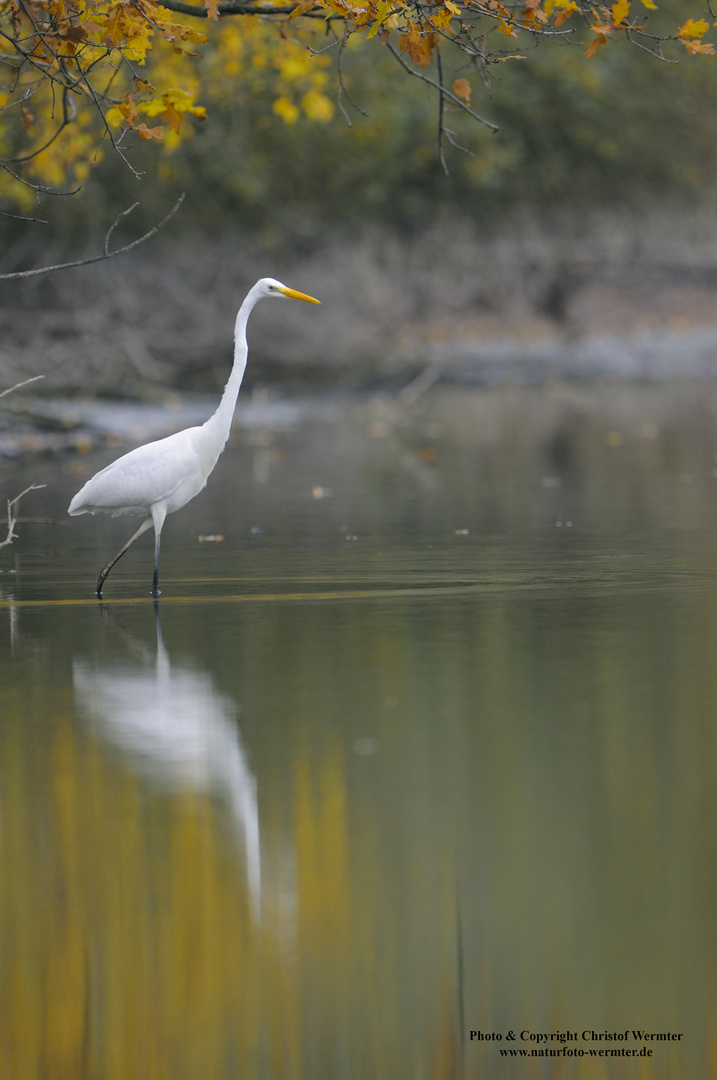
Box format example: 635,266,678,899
1,384,716,1079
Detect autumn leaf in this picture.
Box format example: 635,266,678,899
546,0,578,25
680,37,715,53
453,77,471,102
521,0,548,26
584,30,609,54
288,0,316,17
118,95,140,124
136,121,164,139
367,0,396,37
677,17,709,38
495,16,518,36
611,0,629,25
204,0,221,17
398,18,436,65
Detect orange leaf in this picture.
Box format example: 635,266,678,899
204,0,221,16
681,37,715,52
584,30,608,54
495,16,518,35
136,122,164,140
453,77,471,102
118,95,139,124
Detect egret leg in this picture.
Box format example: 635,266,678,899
151,529,161,598
150,503,167,599
96,518,152,597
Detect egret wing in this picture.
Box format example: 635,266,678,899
69,429,200,516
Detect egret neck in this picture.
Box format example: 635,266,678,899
193,282,259,469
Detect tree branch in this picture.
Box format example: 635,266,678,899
0,484,46,551
0,375,45,399
0,193,185,280
162,0,325,15
0,379,48,551
386,39,499,132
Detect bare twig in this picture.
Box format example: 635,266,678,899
104,201,140,254
0,192,185,280
335,28,369,124
0,484,46,551
386,40,499,131
0,378,47,550
0,160,81,197
437,47,449,174
0,375,45,399
0,209,48,223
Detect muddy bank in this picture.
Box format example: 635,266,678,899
1,205,717,398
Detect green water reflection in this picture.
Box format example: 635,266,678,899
1,384,717,1079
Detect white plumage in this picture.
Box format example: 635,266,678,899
69,277,320,597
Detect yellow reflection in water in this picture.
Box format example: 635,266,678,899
2,559,717,1079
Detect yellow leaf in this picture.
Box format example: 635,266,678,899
639,0,656,8
104,106,125,127
547,0,577,15
301,89,334,121
677,17,708,37
273,95,300,123
611,0,628,23
204,0,221,16
367,0,395,35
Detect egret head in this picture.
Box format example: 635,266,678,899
258,278,321,304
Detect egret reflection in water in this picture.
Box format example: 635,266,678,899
72,610,261,913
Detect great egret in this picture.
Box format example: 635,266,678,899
68,278,320,597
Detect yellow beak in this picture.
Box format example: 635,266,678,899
278,286,321,304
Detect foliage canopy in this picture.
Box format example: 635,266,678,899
0,0,715,207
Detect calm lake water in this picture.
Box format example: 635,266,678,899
2,382,717,1079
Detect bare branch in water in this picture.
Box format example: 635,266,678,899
0,484,46,551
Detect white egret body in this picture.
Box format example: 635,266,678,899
68,278,320,597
